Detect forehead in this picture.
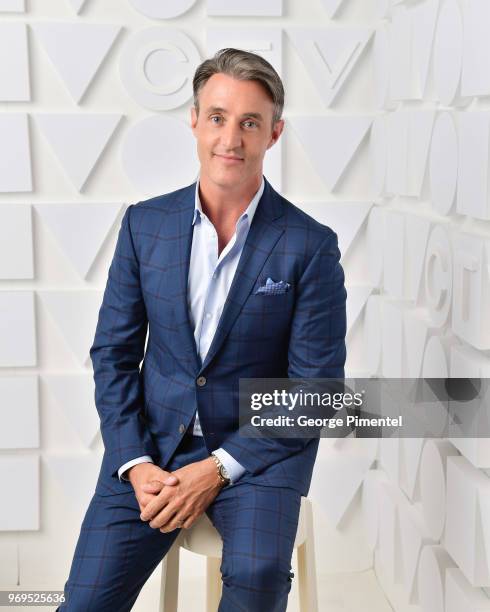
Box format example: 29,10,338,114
198,73,274,113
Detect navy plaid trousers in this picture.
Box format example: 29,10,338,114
58,434,301,611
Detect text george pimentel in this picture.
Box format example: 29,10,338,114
250,414,403,429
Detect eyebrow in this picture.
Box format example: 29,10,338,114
205,106,264,121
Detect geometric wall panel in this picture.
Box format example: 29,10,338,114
398,499,432,604
346,285,372,335
361,469,389,552
372,26,390,110
0,0,24,11
0,291,36,367
450,343,490,380
32,23,121,104
319,0,347,18
429,112,458,215
43,373,99,448
424,224,452,327
206,26,282,77
405,110,436,197
369,115,388,196
405,214,431,303
33,203,123,279
417,545,456,612
263,135,282,194
383,210,404,298
0,375,39,449
0,114,32,193
457,112,490,220
461,0,490,97
376,481,401,584
386,110,408,195
297,201,372,261
378,438,400,488
119,27,201,111
381,300,403,378
419,440,458,542
0,455,39,531
35,113,122,191
128,0,197,19
389,6,412,101
0,540,18,586
66,0,88,13
446,568,490,612
411,0,440,99
403,308,431,379
37,290,103,366
399,437,425,501
309,443,375,528
366,205,384,288
446,455,490,587
433,0,463,105
207,0,282,16
422,335,451,378
121,115,199,196
451,232,490,350
287,26,373,107
0,23,29,101
0,204,33,279
364,294,382,376
387,110,436,197
44,452,103,513
290,115,373,191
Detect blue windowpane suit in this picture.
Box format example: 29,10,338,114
58,176,347,611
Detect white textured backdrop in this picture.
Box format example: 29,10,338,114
1,0,490,611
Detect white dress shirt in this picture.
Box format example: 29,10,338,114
118,175,265,484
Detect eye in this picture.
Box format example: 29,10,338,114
243,120,258,128
210,115,222,124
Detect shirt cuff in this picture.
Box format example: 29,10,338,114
118,455,154,482
212,447,246,485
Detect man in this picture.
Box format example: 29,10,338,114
59,48,347,611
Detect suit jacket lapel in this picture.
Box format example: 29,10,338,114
168,183,201,373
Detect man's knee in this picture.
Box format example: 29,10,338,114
227,555,293,593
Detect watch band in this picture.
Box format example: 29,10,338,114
211,452,230,486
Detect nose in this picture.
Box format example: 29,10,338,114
220,121,242,151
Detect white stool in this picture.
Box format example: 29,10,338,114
159,496,318,612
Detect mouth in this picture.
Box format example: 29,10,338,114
213,154,244,164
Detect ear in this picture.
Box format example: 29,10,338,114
190,106,198,134
267,119,285,150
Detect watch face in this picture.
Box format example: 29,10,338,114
219,465,230,480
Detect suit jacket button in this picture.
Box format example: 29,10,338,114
179,423,185,434
196,376,207,387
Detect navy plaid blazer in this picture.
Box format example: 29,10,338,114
90,176,347,497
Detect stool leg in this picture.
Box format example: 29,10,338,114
159,541,180,612
297,499,318,612
206,556,222,612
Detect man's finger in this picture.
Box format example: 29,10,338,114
139,492,157,507
141,480,164,493
142,475,178,492
140,493,171,521
149,504,180,530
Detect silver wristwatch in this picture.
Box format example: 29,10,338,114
211,452,231,486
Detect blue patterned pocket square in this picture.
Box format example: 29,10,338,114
254,277,291,295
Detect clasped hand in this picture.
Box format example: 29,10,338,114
136,457,223,532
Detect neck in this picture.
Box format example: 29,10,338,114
198,173,262,228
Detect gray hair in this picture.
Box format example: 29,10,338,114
192,48,284,126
